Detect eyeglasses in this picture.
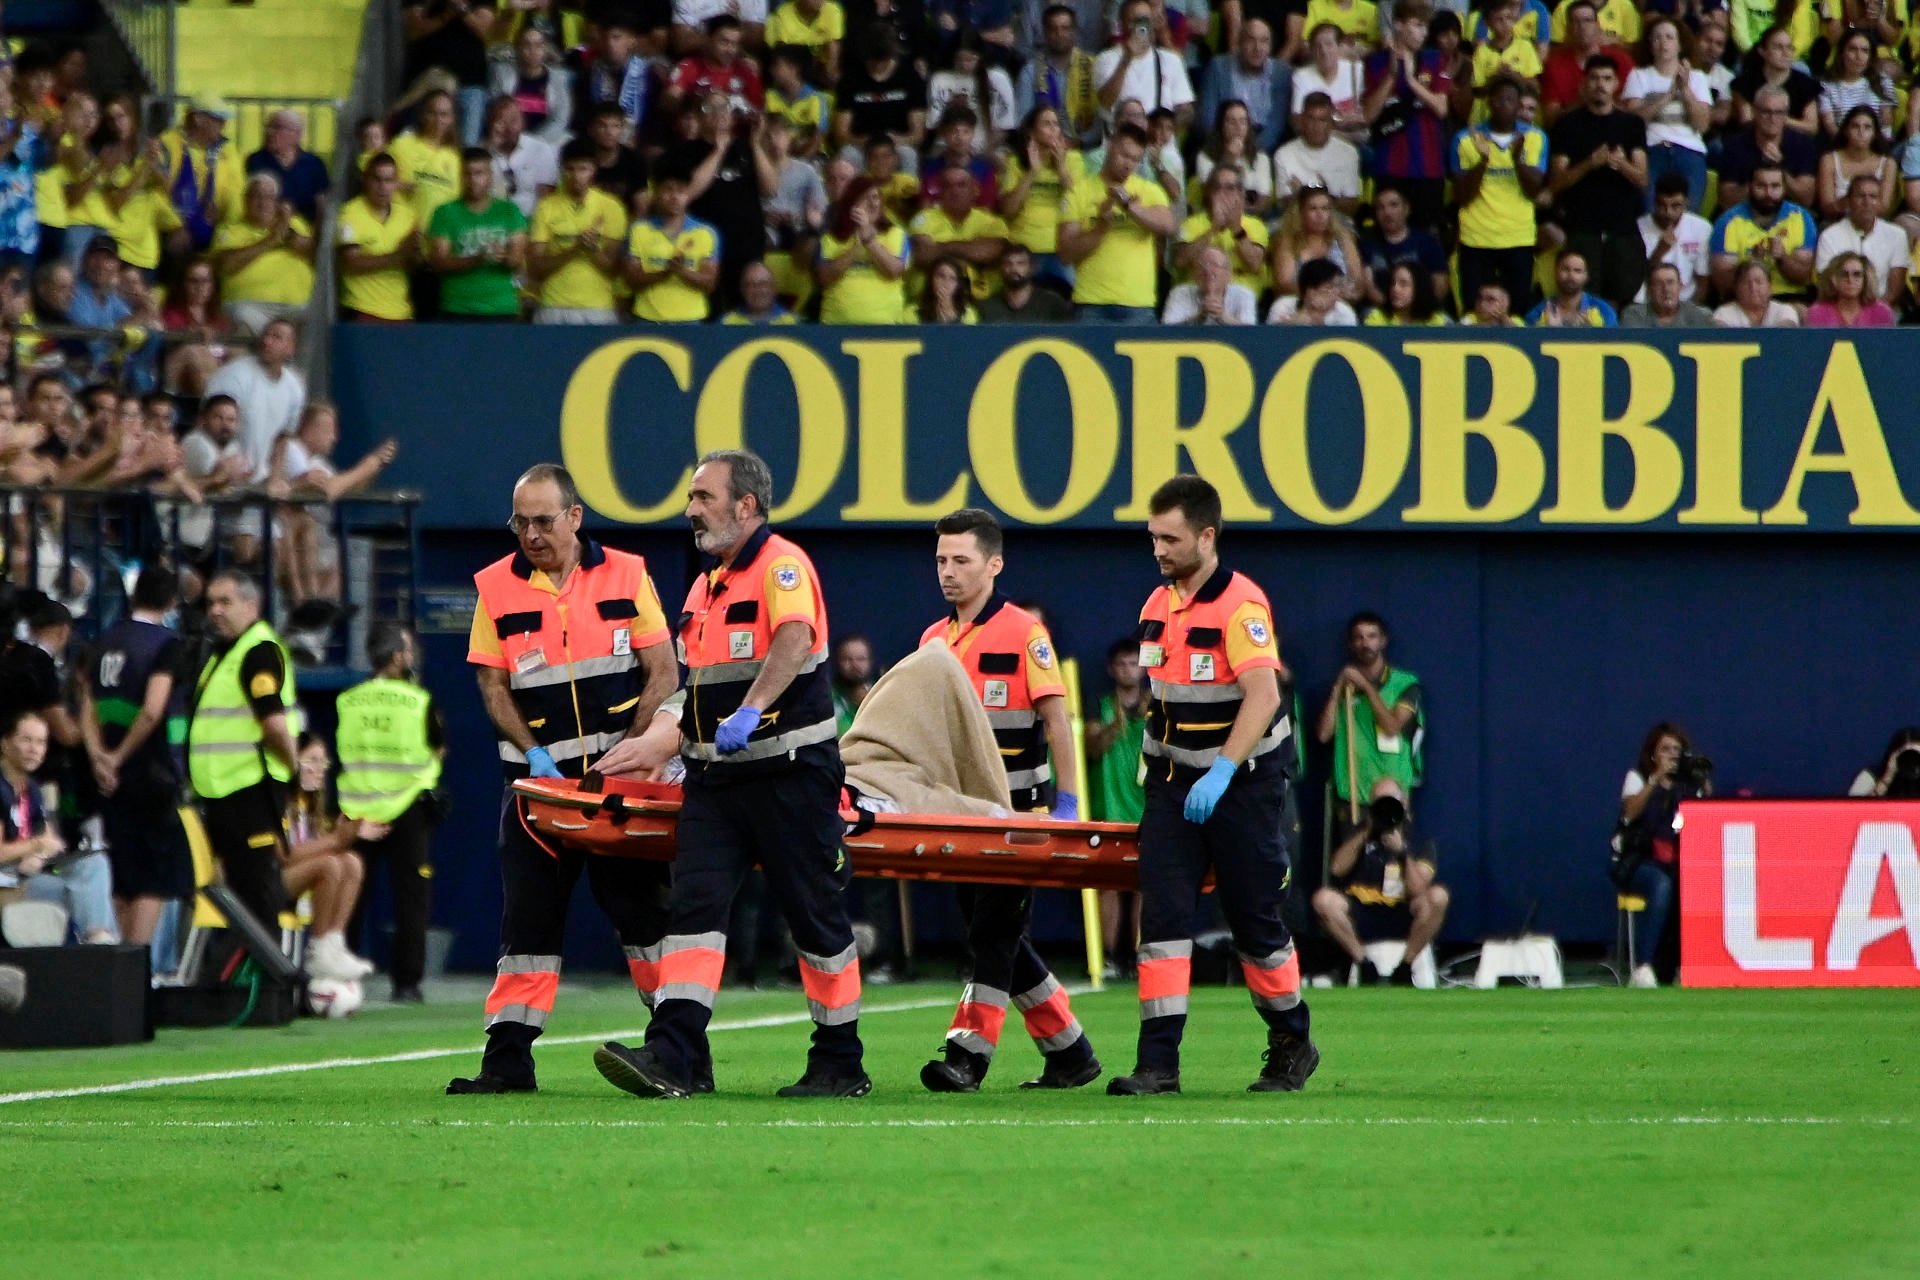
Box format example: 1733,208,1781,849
508,511,569,535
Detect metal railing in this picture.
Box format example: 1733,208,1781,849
0,484,422,677
104,0,179,97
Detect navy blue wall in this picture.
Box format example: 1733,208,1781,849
400,524,1920,975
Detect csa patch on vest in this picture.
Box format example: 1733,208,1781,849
774,564,801,591
1243,617,1271,647
1029,638,1055,669
612,627,631,656
984,679,1010,708
249,672,279,699
1190,652,1216,682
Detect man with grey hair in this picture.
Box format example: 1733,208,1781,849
595,448,870,1100
1715,85,1816,214
1162,244,1257,324
449,462,680,1095
244,109,332,222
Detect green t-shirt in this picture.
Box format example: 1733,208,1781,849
1091,693,1147,825
1330,666,1425,803
428,198,527,316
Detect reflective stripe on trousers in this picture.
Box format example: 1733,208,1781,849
484,953,562,1029
798,941,862,1026
625,941,665,1009
1014,974,1085,1053
656,931,727,1008
946,982,1010,1058
1136,939,1192,1020
1239,942,1302,1011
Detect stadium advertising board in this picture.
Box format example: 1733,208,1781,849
1678,800,1920,988
335,328,1920,532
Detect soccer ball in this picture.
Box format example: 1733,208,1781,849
307,977,365,1019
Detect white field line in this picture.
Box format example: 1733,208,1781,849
0,994,967,1106
0,1116,1909,1130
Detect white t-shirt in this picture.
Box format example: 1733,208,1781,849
1814,218,1908,295
1635,211,1712,302
1712,301,1801,328
673,0,767,26
1621,66,1712,152
178,429,248,548
1621,769,1648,800
280,436,336,488
1291,60,1365,118
203,355,308,482
1089,46,1194,125
495,134,560,219
1162,281,1258,324
1267,296,1358,324
1848,769,1878,797
926,67,1019,142
1193,151,1276,205
1274,136,1362,201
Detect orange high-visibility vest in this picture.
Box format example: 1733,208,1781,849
471,541,668,776
1137,564,1290,783
920,594,1064,811
678,524,836,772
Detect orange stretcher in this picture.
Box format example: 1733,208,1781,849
512,776,1145,892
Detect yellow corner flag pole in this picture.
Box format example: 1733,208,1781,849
1063,656,1104,991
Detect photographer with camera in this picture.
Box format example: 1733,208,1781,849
1313,778,1448,985
1848,729,1920,799
1612,721,1710,988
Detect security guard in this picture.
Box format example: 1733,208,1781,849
1108,475,1321,1096
594,448,869,1099
448,463,679,1095
334,622,445,1004
918,508,1101,1093
188,570,303,934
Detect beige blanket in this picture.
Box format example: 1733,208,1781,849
841,639,1012,817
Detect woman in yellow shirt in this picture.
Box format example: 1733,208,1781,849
212,172,316,335
997,104,1080,288
44,92,111,273
99,97,186,279
388,90,462,230
816,176,907,323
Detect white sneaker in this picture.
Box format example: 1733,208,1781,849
1629,964,1658,989
307,933,374,981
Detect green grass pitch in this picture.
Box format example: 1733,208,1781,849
2,980,1915,1278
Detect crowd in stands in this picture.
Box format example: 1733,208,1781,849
324,0,1920,325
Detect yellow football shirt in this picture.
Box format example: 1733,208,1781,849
388,131,462,228
1453,126,1546,250
212,216,317,305
818,225,908,323
1060,174,1167,308
1175,211,1269,294
765,0,845,49
107,168,184,271
1304,0,1379,43
907,205,1009,298
530,188,630,311
999,154,1076,253
336,196,418,320
627,216,720,322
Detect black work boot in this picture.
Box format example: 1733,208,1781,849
593,1041,690,1099
445,1073,536,1095
1106,1065,1181,1095
1021,1049,1103,1090
777,1063,874,1097
920,1044,988,1093
1247,1031,1321,1093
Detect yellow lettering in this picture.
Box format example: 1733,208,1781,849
1111,341,1271,521
1538,343,1683,524
1258,339,1410,525
839,339,970,520
1762,341,1920,526
1401,342,1545,523
968,339,1120,524
694,339,847,521
1677,343,1762,525
558,337,695,523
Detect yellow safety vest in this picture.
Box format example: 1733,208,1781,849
334,677,441,822
188,620,301,800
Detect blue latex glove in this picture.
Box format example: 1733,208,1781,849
525,745,563,779
715,706,764,754
1184,758,1238,823
1050,792,1079,821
